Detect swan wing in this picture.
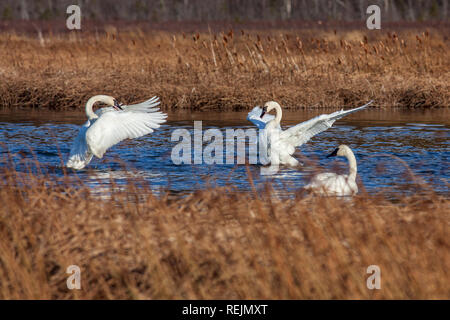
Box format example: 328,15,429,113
120,96,161,113
95,96,162,116
247,106,276,129
66,121,94,170
305,172,339,188
305,173,355,196
86,109,167,158
280,100,372,147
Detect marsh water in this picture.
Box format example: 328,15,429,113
0,108,448,198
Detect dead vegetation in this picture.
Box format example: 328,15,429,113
0,162,448,299
0,24,449,111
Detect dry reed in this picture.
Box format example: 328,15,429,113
0,24,448,111
0,160,448,299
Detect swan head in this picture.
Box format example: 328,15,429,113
88,95,123,110
85,95,123,119
103,96,123,110
327,144,351,158
260,101,280,118
113,98,123,111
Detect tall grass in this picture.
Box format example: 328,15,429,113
0,161,448,299
0,25,448,111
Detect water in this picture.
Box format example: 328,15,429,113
0,109,448,198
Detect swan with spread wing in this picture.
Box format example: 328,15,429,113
66,95,167,170
247,100,372,166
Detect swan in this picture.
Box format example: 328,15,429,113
66,95,167,170
305,144,358,196
247,100,372,166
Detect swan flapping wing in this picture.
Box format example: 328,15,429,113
86,109,167,158
280,100,372,147
247,106,276,129
120,96,161,113
95,96,161,116
66,121,94,169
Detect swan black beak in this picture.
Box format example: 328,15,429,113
327,148,339,158
113,99,123,111
260,106,267,118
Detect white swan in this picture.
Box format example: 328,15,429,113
305,144,358,196
66,95,167,170
247,100,372,166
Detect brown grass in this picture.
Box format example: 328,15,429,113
0,23,449,111
0,162,448,299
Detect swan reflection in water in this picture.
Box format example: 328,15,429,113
84,169,165,200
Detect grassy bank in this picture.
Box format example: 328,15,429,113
0,164,448,299
1,23,449,111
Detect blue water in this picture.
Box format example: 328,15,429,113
0,109,448,198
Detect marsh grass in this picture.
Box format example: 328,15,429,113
0,24,448,111
0,155,448,299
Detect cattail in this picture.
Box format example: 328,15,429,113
373,45,378,54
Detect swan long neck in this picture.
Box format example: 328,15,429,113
85,95,113,120
345,148,357,181
274,103,282,125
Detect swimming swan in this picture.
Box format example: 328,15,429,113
305,144,358,196
66,95,167,170
247,100,372,166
